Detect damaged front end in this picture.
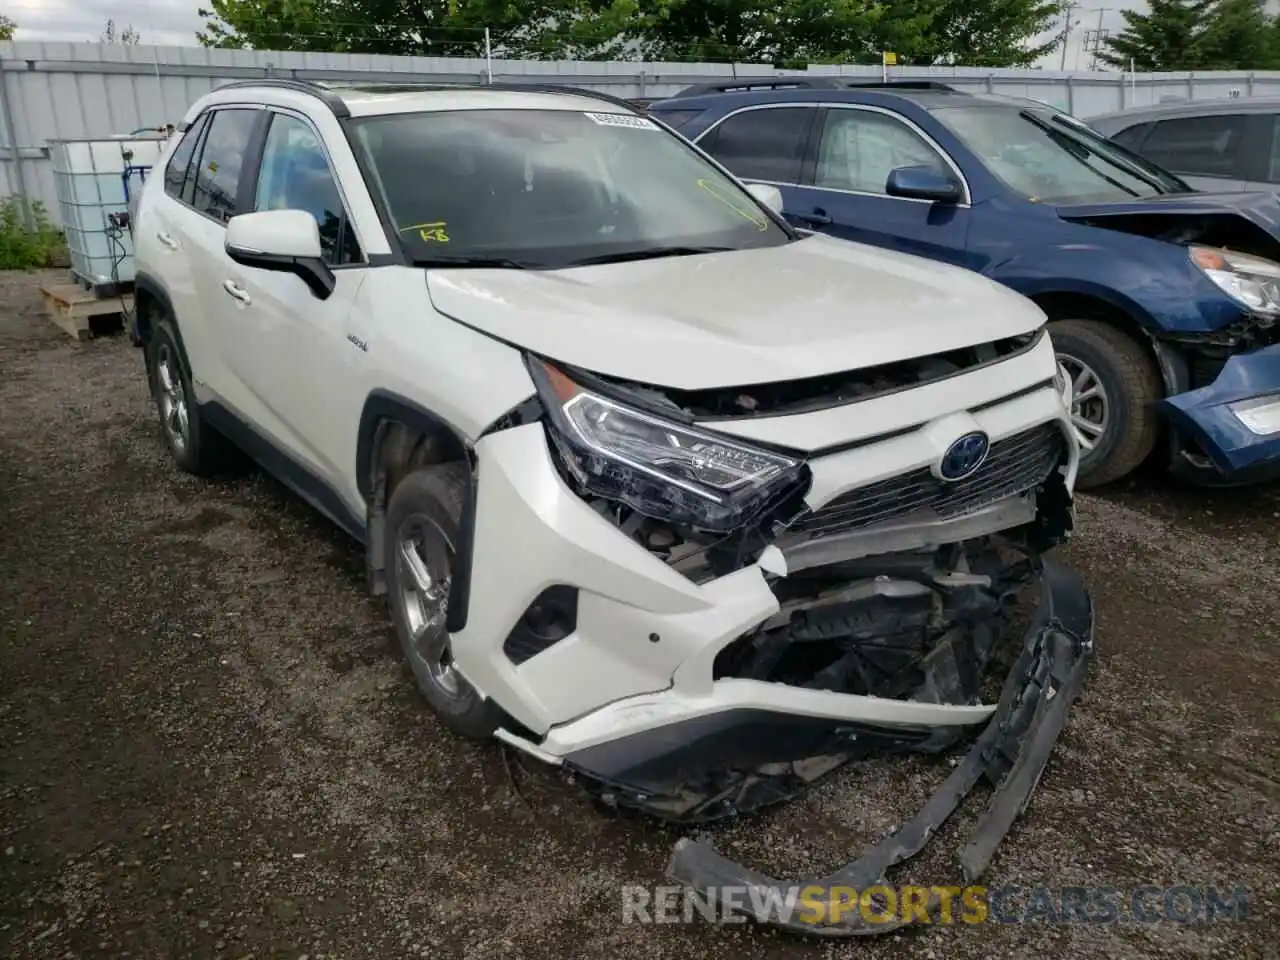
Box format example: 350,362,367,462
515,352,1094,934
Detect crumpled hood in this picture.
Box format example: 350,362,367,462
1057,190,1280,233
425,234,1046,390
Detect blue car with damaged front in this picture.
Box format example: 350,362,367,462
649,82,1280,488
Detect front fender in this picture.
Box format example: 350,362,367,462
985,242,1240,334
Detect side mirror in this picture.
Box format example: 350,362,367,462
885,165,962,204
225,209,335,300
745,182,784,214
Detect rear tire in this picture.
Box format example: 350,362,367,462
145,316,233,477
384,462,502,739
1049,318,1163,488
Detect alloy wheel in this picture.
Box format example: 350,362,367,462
155,343,190,453
393,515,461,698
1058,353,1109,457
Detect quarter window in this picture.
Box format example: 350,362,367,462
254,113,361,265
1140,115,1247,178
163,114,208,201
701,107,815,184
1109,122,1151,152
815,109,947,195
190,108,259,224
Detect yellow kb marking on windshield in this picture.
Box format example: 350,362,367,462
400,221,450,242
697,179,769,231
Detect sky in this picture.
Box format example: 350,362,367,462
0,0,1170,71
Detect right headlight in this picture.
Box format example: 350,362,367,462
528,357,806,533
1190,246,1280,317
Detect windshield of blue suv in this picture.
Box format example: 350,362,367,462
351,108,792,268
933,103,1190,204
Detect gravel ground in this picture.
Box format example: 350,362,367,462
1,269,1277,959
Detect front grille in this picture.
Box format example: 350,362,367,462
790,423,1066,538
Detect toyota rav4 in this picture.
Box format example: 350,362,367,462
131,80,1094,933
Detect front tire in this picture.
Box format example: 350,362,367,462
145,316,232,476
384,462,502,739
1049,318,1163,488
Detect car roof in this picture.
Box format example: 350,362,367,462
1089,96,1280,128
203,79,642,120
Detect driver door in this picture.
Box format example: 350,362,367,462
220,109,369,495
789,106,976,269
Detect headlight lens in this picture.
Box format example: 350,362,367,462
1190,246,1280,316
530,358,805,532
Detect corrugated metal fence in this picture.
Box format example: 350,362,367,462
5,40,1280,227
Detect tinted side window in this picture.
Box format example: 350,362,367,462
1141,115,1248,178
1267,116,1280,183
163,114,208,199
814,109,947,194
702,107,815,183
191,108,259,224
1109,122,1151,152
254,113,361,265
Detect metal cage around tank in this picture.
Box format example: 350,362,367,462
47,132,169,292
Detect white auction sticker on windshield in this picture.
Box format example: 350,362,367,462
584,112,658,130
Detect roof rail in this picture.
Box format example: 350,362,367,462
215,77,354,117
214,77,644,118
670,76,848,98
838,80,958,91
668,77,962,99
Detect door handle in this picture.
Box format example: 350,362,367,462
796,209,833,226
222,279,251,304
156,230,179,250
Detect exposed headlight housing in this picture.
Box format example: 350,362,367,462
1190,246,1280,317
1229,395,1280,435
529,358,806,532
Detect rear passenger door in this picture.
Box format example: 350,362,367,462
147,113,212,366
789,105,974,267
695,105,819,229
1135,114,1257,192
169,106,267,415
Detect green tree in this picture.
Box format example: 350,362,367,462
900,0,1062,67
1098,0,1212,70
103,18,142,44
1197,0,1277,69
197,0,637,59
0,14,16,41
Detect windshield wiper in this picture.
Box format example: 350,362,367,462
1021,110,1170,196
411,254,539,270
562,245,733,267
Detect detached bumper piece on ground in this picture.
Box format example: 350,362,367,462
663,560,1095,936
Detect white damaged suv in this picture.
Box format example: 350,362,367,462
133,80,1094,929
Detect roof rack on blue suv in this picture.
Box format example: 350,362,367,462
668,77,957,98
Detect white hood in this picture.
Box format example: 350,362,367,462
426,233,1046,390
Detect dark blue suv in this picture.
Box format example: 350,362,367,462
649,81,1280,488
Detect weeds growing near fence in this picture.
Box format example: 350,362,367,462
0,197,67,270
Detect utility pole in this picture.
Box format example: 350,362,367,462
1083,7,1111,71
1059,0,1078,71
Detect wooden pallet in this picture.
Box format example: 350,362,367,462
40,282,133,342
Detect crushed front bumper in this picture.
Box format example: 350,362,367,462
664,558,1094,936
1161,341,1280,483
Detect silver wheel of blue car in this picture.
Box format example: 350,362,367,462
1048,319,1162,489
1058,353,1109,456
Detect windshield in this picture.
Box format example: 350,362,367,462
933,104,1190,204
351,108,791,267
